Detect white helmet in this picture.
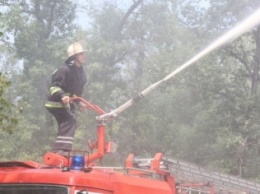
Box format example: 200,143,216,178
66,42,87,63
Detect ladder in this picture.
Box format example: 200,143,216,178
162,157,260,194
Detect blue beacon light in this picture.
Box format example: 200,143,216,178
71,152,85,170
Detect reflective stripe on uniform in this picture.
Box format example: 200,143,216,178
57,136,73,140
50,86,62,96
45,101,68,109
55,140,73,144
55,136,74,144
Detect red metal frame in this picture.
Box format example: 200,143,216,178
125,153,176,192
70,97,106,115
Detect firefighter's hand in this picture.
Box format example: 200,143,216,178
61,96,70,104
79,101,87,112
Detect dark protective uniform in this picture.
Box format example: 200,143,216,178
45,62,87,151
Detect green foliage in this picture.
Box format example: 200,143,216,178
0,73,18,133
0,0,77,161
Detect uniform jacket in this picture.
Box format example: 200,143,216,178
47,62,87,103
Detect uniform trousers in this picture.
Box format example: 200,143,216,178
47,105,76,151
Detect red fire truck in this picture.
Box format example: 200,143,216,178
1,97,260,194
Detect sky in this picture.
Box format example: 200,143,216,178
75,0,134,30
75,0,211,30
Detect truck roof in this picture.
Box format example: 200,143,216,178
0,161,175,194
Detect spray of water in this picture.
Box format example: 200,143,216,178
97,8,260,121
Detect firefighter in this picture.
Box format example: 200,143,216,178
45,42,87,156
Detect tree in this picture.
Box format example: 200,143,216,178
0,72,18,133
82,0,200,162
0,10,19,134
174,0,260,179
0,0,78,160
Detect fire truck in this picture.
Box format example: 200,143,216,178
0,97,260,194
